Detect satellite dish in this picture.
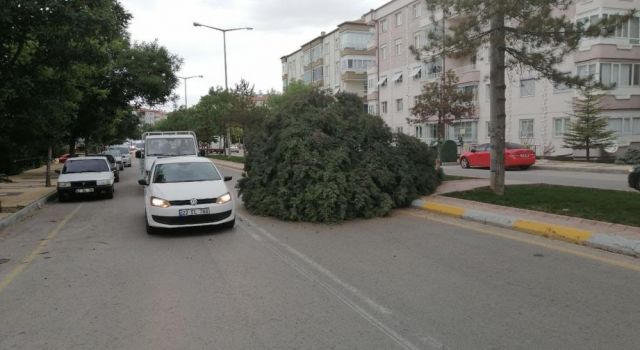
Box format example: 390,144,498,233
604,142,619,154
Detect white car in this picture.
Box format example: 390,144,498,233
139,156,235,233
109,146,132,167
56,157,115,201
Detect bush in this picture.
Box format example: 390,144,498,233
237,87,440,223
616,148,640,165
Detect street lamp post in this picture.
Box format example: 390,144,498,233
193,22,253,155
177,75,203,108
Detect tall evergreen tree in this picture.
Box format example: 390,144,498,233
422,0,633,194
408,69,474,164
563,85,615,161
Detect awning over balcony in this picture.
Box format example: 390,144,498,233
392,72,403,82
377,76,388,86
411,66,422,78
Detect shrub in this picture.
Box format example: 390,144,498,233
616,148,640,165
238,87,440,222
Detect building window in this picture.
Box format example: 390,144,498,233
381,101,388,114
411,66,422,79
577,63,596,80
392,71,403,84
340,32,374,50
368,78,376,90
413,3,422,18
519,119,534,139
553,118,570,137
381,19,388,32
608,117,640,135
600,63,640,88
378,75,388,87
395,12,403,26
413,32,423,49
395,39,403,55
396,98,403,112
553,72,572,93
311,66,323,82
449,121,477,142
520,78,535,97
485,83,491,103
396,126,404,134
458,84,478,102
425,57,442,79
486,121,491,139
368,104,378,115
380,45,388,60
415,125,423,138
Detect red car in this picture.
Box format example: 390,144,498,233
459,143,536,170
58,154,71,163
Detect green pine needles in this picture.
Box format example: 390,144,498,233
238,85,441,223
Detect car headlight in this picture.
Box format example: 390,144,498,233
96,179,112,186
216,192,232,204
58,182,71,188
151,196,171,208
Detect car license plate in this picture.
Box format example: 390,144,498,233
75,188,94,193
179,208,210,216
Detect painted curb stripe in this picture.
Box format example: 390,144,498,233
512,219,592,243
422,202,465,218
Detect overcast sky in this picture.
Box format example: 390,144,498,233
120,0,382,110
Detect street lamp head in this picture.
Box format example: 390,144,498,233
198,75,204,78
193,22,201,27
246,27,254,30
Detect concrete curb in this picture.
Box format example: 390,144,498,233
411,198,640,257
211,160,244,172
0,190,57,232
532,164,631,175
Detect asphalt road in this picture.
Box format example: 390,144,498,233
442,165,633,192
1,161,639,349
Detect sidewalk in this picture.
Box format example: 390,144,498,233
413,179,640,257
211,158,244,171
532,159,632,174
0,164,60,231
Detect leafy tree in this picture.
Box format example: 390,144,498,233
238,87,440,223
563,85,615,161
408,69,474,162
423,0,633,194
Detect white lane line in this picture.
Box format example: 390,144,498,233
237,215,445,350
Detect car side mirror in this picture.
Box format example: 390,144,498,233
54,169,61,174
135,150,144,159
199,149,206,157
138,178,148,186
224,176,232,182
470,148,477,153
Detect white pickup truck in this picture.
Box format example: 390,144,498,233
136,131,201,179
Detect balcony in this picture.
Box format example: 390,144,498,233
341,71,367,81
451,64,480,83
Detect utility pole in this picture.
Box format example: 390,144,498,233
177,75,203,108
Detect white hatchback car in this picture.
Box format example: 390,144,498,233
139,156,235,233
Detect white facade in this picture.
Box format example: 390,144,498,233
282,0,640,156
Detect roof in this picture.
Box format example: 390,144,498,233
67,156,110,162
153,156,209,165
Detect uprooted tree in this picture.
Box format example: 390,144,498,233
238,84,441,223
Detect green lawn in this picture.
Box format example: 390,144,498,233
208,155,245,164
443,184,640,227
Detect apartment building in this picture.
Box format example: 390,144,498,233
281,20,376,107
137,108,167,126
283,0,640,156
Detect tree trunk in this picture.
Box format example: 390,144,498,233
68,137,76,155
489,10,506,195
226,126,232,156
45,144,52,187
586,140,590,161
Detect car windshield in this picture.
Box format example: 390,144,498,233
63,159,110,173
153,162,221,183
105,150,120,158
146,138,196,156
109,147,129,156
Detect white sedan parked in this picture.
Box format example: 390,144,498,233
139,156,235,233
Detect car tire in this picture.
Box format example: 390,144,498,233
115,176,119,183
460,157,470,169
636,176,640,190
145,214,158,234
58,193,68,202
105,187,114,199
520,165,531,170
220,218,235,229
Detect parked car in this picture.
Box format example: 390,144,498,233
629,165,640,190
459,143,536,170
138,156,235,234
58,154,71,163
88,154,119,182
108,146,132,167
55,157,115,201
104,150,124,171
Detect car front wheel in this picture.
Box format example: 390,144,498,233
460,157,470,169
